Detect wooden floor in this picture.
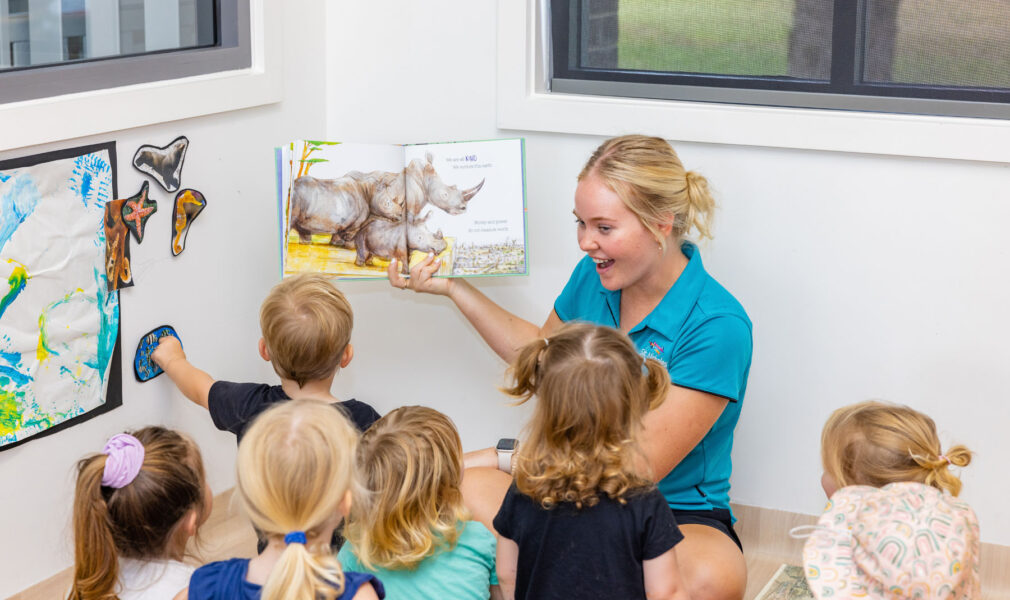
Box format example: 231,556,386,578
10,495,1009,599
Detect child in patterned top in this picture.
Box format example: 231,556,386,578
339,406,499,600
184,399,383,600
802,400,979,599
68,427,211,600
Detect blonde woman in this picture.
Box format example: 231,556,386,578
493,322,689,600
339,406,498,599
390,135,751,599
182,399,383,600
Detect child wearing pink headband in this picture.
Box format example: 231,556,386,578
68,427,211,600
803,401,980,599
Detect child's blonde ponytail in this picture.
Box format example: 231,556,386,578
643,357,670,411
915,444,973,497
261,541,344,600
237,398,358,600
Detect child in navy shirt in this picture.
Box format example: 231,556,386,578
493,323,689,600
185,399,383,600
153,273,379,442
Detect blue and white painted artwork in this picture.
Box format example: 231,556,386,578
0,144,122,450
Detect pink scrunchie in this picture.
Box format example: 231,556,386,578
102,433,145,488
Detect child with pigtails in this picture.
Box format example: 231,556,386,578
801,400,980,599
492,322,690,600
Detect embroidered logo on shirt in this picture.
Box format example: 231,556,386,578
649,341,664,355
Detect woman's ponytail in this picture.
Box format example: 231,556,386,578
682,171,715,241
67,456,120,600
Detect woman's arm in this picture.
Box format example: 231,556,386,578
388,254,562,363
641,386,729,481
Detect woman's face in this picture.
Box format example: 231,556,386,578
574,173,663,292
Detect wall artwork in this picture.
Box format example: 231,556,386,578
104,198,134,290
0,143,123,451
121,181,157,243
133,136,189,193
171,189,206,256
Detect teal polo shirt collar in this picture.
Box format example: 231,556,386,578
601,242,706,336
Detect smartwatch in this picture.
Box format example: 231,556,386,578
496,438,519,473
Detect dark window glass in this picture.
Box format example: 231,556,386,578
552,0,1010,119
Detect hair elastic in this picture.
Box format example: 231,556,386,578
101,433,145,488
939,454,951,465
284,531,307,545
542,337,549,346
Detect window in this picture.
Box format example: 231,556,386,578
0,0,249,104
551,0,1010,119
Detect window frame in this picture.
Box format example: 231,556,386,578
551,0,1010,120
497,0,1010,163
0,0,281,152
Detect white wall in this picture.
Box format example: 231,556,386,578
4,2,1010,595
0,2,326,595
327,1,1010,545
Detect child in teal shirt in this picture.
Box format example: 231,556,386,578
338,406,498,599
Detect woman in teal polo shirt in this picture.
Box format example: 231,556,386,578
389,135,752,600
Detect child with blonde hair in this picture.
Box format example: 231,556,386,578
338,405,498,599
153,273,380,443
68,426,210,600
492,322,689,600
802,400,980,599
185,399,383,600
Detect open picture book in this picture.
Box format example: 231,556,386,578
276,138,527,279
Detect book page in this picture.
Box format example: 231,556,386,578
403,138,526,277
279,141,406,277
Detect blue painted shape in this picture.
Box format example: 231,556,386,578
0,365,31,387
0,175,41,252
134,325,182,382
68,152,112,210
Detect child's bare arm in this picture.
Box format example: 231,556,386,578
151,336,214,409
495,537,519,600
643,547,690,600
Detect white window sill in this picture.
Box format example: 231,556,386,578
497,0,1009,164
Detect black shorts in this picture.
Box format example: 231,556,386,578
671,508,743,551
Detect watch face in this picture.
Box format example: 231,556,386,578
496,438,518,451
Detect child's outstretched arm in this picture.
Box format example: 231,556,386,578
495,537,518,600
152,336,214,409
643,548,690,600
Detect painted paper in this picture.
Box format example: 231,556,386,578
0,143,123,451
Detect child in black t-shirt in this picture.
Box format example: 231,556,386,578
152,273,380,441
492,322,689,600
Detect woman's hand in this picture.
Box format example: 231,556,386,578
387,253,453,296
